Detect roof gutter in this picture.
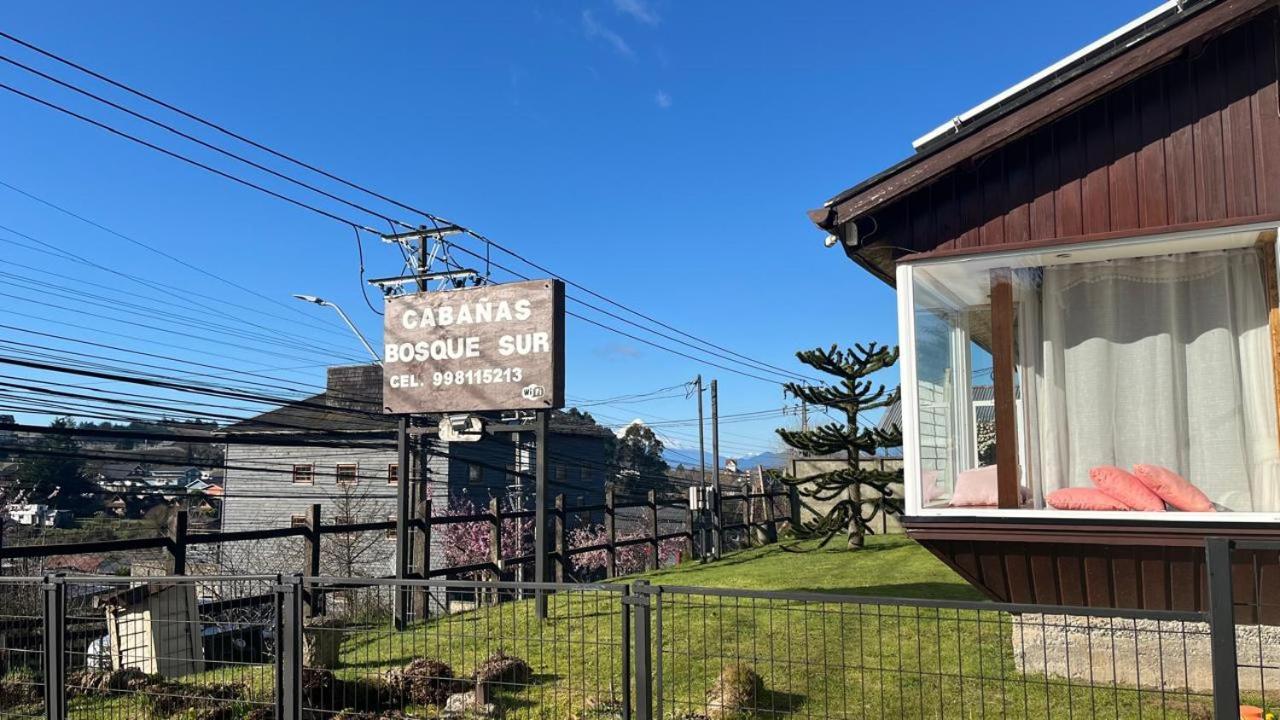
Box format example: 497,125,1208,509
911,0,1186,151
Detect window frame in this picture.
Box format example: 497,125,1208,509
291,464,314,486
896,220,1280,523
387,463,399,485
335,463,359,487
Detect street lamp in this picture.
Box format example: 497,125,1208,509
292,294,382,365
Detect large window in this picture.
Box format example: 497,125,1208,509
899,223,1280,519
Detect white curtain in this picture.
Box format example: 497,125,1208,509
1034,248,1280,511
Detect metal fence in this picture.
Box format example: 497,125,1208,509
0,538,1270,719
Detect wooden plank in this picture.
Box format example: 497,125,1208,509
979,153,1007,246
1055,113,1085,236
1135,68,1170,227
1004,138,1033,244
1027,547,1061,605
956,167,983,249
1107,83,1141,231
1167,545,1200,612
1192,41,1229,221
1002,548,1034,604
990,268,1020,509
1137,545,1170,610
1258,549,1280,625
1110,546,1141,609
1056,548,1086,607
976,543,1010,602
1081,100,1113,234
1082,554,1114,606
1222,22,1260,218
1029,126,1059,240
1251,12,1280,214
1257,234,1280,447
1234,552,1260,624
1166,58,1200,223
933,174,960,248
909,186,935,254
825,0,1275,226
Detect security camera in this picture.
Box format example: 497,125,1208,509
823,234,839,248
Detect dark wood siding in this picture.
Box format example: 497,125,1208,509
906,519,1280,623
871,10,1280,260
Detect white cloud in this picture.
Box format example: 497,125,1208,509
582,10,634,58
614,0,659,25
654,90,672,109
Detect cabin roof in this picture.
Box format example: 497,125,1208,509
809,0,1275,282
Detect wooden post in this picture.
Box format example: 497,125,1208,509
788,484,802,530
168,509,188,576
554,494,566,583
684,505,695,561
304,503,321,617
647,490,659,571
604,488,617,578
990,268,1021,509
760,470,778,545
413,499,431,620
488,497,503,605
745,489,756,547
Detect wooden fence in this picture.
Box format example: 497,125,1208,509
0,488,798,582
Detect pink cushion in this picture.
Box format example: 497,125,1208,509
1089,465,1165,511
1132,464,1215,512
1045,487,1131,511
948,466,1029,507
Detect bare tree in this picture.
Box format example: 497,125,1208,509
321,481,394,577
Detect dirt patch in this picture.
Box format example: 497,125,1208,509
473,651,532,686
301,668,397,714
705,663,763,720
388,657,462,707
141,680,248,717
67,667,151,697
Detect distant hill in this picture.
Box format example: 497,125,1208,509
661,449,789,471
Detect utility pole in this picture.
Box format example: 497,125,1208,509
695,375,708,564
710,379,722,560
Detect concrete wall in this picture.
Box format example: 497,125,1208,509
787,455,904,535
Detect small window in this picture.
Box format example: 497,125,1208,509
334,514,354,526
386,514,397,538
468,463,483,484
555,465,567,484
290,514,308,528
292,464,314,485
336,464,358,486
387,464,399,485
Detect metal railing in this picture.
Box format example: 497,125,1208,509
0,537,1267,719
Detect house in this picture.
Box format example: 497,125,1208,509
5,503,72,528
808,0,1280,618
217,363,616,576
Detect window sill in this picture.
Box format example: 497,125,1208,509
910,506,1280,523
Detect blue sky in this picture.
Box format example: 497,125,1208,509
0,0,1155,460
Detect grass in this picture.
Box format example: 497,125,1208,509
44,536,1226,718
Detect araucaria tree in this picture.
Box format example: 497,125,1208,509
776,343,903,550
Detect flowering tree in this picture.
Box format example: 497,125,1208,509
440,495,534,577
567,523,685,576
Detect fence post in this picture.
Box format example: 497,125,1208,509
303,504,321,617
647,490,659,571
489,497,503,605
683,504,695,562
41,574,66,720
554,494,567,583
1206,537,1240,720
413,499,431,619
275,574,303,720
763,490,778,544
788,484,802,530
745,491,756,547
168,509,188,575
605,488,617,578
630,580,654,720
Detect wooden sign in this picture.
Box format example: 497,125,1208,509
382,279,565,414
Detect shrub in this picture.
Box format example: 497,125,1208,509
705,663,763,720
388,657,459,707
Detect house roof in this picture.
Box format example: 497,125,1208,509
223,364,614,439
878,386,995,436
809,0,1260,235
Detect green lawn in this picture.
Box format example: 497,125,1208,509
51,536,1224,719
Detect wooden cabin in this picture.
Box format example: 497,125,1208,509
810,0,1280,620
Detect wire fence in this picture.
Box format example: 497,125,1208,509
0,538,1271,720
